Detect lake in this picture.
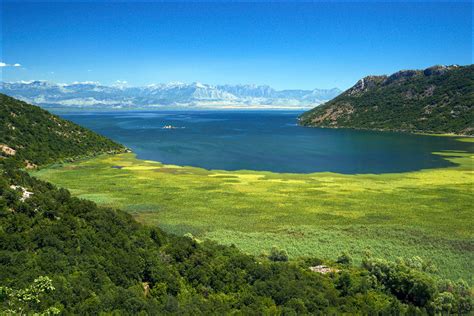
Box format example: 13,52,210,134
57,110,472,174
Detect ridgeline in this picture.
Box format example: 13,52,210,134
299,65,474,135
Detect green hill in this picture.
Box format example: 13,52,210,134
299,65,474,135
1,96,472,314
0,93,125,167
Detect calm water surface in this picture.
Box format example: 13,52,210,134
57,110,472,174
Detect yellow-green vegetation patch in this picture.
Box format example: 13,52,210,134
31,147,474,282
77,193,118,204
456,137,474,143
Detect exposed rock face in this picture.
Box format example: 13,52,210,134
0,144,16,156
10,185,34,201
309,265,340,274
25,161,37,169
347,76,387,96
423,65,459,76
384,70,420,85
299,65,474,135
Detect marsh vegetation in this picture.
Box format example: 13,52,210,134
32,142,474,282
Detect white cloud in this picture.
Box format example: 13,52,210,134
0,61,22,67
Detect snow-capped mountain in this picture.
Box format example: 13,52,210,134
0,81,341,109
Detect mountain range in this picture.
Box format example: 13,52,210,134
0,81,341,109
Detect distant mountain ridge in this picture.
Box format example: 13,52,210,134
299,65,474,135
0,81,341,109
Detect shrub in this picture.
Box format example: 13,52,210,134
268,246,289,262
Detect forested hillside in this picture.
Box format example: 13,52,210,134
0,93,125,166
0,96,472,314
299,65,474,135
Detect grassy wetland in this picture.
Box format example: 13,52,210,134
31,138,474,282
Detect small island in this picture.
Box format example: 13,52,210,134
162,124,184,129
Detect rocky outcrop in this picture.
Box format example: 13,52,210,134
0,144,16,156
346,76,387,96
423,65,459,76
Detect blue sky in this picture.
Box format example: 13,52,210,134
1,1,472,90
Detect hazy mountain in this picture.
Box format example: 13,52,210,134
0,81,341,109
299,65,474,135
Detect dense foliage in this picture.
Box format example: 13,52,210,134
1,95,472,314
1,168,472,314
300,65,474,135
0,93,125,166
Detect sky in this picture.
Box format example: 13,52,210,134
1,1,472,90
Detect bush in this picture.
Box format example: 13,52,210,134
336,252,352,266
268,246,289,262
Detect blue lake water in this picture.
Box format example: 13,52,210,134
57,110,473,174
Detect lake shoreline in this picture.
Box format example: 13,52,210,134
54,110,473,174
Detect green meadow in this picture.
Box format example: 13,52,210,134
31,138,474,282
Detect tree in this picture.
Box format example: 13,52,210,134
0,276,60,315
430,292,455,314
